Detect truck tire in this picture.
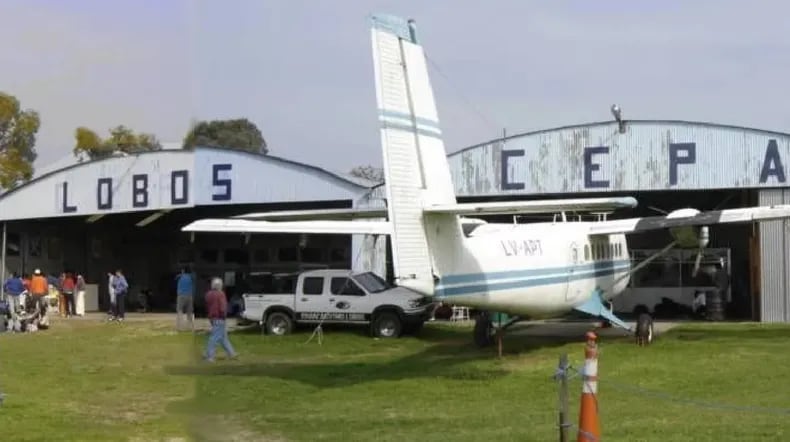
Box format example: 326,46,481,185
372,311,402,338
265,311,293,336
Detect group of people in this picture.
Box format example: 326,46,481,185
2,269,88,332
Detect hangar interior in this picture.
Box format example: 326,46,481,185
1,200,359,314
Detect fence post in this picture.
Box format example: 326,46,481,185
557,353,570,442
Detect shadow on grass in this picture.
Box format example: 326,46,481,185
166,323,583,389
664,323,790,342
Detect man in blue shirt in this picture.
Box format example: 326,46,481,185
3,272,25,323
175,267,195,331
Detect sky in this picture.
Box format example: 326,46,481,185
0,0,788,176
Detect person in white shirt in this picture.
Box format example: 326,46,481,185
107,272,116,319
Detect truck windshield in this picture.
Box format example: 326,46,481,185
352,272,393,293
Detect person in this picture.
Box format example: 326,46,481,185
60,272,76,317
107,272,116,319
110,269,129,322
3,272,25,323
175,267,195,331
75,274,86,316
29,269,48,312
203,277,238,362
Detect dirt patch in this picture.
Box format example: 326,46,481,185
187,415,288,442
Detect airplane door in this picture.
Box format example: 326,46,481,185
565,242,582,302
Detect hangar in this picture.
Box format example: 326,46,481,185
434,119,790,323
0,147,380,313
4,120,790,324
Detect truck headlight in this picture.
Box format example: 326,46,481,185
408,299,422,308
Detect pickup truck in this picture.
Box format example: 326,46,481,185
240,269,434,338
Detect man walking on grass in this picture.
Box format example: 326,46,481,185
111,269,129,322
204,277,238,362
175,267,195,331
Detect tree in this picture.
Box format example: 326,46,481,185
73,125,161,161
0,92,40,189
349,165,385,183
182,118,267,154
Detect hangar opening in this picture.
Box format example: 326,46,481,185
0,147,378,316
1,200,358,315
459,188,760,321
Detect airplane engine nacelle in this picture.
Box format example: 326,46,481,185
666,208,709,249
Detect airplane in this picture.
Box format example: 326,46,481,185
181,14,790,348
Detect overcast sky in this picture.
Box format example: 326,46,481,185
1,0,787,175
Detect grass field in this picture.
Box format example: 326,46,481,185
1,315,789,441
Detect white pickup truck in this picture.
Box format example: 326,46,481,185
240,269,434,338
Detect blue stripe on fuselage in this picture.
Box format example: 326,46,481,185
434,260,630,297
438,260,630,285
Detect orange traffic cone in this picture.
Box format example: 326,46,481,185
577,331,600,442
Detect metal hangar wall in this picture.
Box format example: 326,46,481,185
441,119,790,322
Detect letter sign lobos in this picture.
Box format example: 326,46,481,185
57,163,234,215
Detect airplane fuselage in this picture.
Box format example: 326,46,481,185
432,221,631,319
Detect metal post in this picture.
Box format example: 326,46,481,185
1,222,6,301
557,354,570,442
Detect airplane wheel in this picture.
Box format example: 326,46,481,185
635,313,654,346
474,312,493,347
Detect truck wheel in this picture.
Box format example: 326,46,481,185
265,312,293,336
372,312,402,338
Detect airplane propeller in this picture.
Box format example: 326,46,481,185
649,194,736,279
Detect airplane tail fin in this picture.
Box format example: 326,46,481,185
370,15,461,295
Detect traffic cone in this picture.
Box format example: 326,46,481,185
577,331,600,442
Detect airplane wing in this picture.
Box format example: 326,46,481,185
423,196,638,216
588,205,790,235
234,207,387,221
181,219,393,235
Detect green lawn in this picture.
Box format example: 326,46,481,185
1,317,789,441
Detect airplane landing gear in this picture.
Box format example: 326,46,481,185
635,313,654,346
473,311,523,355
473,311,494,347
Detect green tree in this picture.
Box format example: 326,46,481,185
182,118,267,154
73,125,161,161
0,92,40,189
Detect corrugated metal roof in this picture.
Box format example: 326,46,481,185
447,120,790,196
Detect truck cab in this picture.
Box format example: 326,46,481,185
240,269,433,338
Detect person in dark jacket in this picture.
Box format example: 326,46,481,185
203,277,238,362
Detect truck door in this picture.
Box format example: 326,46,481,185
295,276,329,322
327,276,369,323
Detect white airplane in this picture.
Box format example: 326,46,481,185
182,14,790,347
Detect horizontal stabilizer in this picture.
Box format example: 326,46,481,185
181,219,393,235
234,207,387,221
589,205,790,235
424,197,638,216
